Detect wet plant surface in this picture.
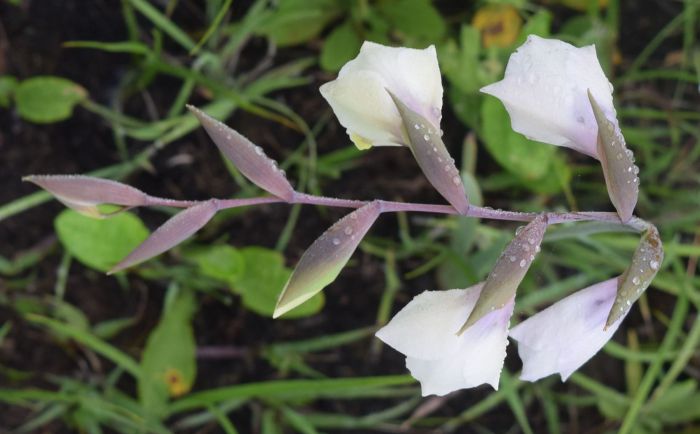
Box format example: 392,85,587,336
1,1,699,433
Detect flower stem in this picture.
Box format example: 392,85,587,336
148,191,638,231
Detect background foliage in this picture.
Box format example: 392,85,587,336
0,0,699,433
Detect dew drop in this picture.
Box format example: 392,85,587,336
632,276,640,285
254,146,264,156
414,124,420,130
616,153,623,160
515,226,524,235
444,164,450,172
344,227,353,236
528,238,536,245
535,245,541,253
332,238,341,246
452,176,460,185
633,165,639,174
423,134,430,141
522,244,530,252
519,259,527,268
650,260,659,270
509,255,516,262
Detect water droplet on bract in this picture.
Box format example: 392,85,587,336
535,245,541,253
226,134,232,140
254,146,264,156
628,166,633,172
414,124,420,130
509,255,516,262
452,176,460,185
633,178,639,184
350,213,358,220
519,259,527,267
332,238,341,246
650,260,659,270
432,146,437,153
632,276,641,285
625,149,634,158
444,165,450,172
530,255,535,261
633,165,639,174
428,128,433,134
437,157,443,162
344,227,353,236
423,134,429,141
616,153,623,160
522,244,530,252
279,169,286,176
515,226,524,235
528,238,535,245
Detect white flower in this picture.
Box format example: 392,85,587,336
319,41,443,150
376,283,514,396
509,277,624,382
480,35,616,158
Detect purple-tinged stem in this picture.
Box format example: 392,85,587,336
147,192,635,231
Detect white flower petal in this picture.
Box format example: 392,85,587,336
405,298,514,396
509,277,625,382
320,41,443,148
375,284,483,360
481,35,616,158
377,284,515,396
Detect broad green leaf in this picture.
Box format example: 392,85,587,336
0,75,18,108
481,97,555,180
606,224,663,327
139,288,197,419
440,25,482,94
378,0,446,45
589,91,639,222
257,0,341,47
646,380,700,424
15,76,87,123
460,214,548,332
274,202,382,318
237,247,323,319
516,9,552,44
183,244,245,286
320,20,362,72
55,209,149,272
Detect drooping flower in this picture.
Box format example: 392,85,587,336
376,283,514,396
509,277,624,381
480,35,616,158
319,41,443,150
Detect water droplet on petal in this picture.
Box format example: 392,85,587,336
632,276,640,285
344,227,353,236
452,176,460,185
519,259,527,267
332,238,340,246
414,124,420,130
509,255,516,262
423,134,429,141
254,146,264,156
650,260,659,270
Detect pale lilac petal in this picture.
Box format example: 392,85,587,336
480,35,615,158
376,284,483,360
509,277,624,382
